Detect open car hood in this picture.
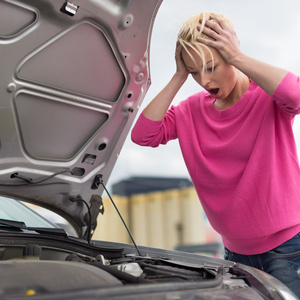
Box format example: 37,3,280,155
0,0,162,238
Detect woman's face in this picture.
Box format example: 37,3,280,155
182,46,239,102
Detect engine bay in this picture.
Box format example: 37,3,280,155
0,232,236,297
0,232,288,300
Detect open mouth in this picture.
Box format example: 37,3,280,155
209,88,219,96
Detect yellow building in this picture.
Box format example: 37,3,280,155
93,177,220,252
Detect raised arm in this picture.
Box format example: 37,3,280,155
197,15,289,96
143,42,189,121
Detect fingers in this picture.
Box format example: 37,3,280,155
196,15,233,45
208,15,230,30
200,15,229,31
175,41,183,60
197,25,219,41
197,16,225,40
195,15,241,64
175,41,182,53
199,20,220,35
174,41,189,76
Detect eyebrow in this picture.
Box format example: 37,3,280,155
185,59,214,71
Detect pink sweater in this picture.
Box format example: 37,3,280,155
131,72,300,255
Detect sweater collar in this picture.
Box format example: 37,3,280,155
204,80,256,120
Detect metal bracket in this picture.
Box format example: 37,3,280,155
60,2,79,16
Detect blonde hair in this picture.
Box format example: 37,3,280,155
177,12,234,72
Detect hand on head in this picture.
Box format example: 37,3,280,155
196,15,242,64
175,41,190,79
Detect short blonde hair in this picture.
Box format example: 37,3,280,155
177,12,234,72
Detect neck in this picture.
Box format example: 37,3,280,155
214,72,250,110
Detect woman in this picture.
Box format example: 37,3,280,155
131,12,300,296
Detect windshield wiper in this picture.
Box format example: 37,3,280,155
0,219,26,229
0,218,68,237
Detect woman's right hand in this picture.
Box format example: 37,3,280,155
142,41,189,121
175,41,190,80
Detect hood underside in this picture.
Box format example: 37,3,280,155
0,0,162,238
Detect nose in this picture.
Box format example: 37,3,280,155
200,73,212,87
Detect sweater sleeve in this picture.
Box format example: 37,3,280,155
131,107,177,147
272,72,300,116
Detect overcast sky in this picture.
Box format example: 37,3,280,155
109,0,300,188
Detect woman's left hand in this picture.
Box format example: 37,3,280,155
197,15,242,65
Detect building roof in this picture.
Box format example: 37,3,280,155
112,176,193,197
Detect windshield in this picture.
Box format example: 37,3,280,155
0,196,56,228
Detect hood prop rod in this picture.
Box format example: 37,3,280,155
97,175,142,256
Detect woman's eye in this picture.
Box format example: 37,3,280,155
207,65,217,72
190,71,198,75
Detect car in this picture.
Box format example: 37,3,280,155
0,0,298,299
